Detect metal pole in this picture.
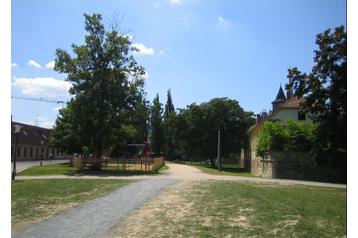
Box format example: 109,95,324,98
12,133,18,180
217,129,221,172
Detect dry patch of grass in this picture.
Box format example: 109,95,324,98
112,181,346,238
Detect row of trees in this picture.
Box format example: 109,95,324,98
50,14,255,169
50,13,346,170
150,94,255,167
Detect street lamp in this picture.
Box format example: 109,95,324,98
40,141,44,166
12,124,23,180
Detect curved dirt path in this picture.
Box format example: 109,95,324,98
165,162,346,188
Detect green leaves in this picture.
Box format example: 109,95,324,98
52,13,147,157
256,119,316,155
285,26,346,155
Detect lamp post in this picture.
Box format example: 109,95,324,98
40,141,44,166
12,124,23,180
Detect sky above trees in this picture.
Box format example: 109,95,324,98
11,0,346,128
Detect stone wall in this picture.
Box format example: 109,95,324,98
251,152,316,179
250,152,346,183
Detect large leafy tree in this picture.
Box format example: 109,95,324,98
173,98,255,166
286,26,346,160
163,89,176,159
150,94,164,154
52,13,146,159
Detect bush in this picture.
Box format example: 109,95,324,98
256,119,315,155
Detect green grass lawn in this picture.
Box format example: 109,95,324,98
116,181,347,238
188,162,253,177
12,179,134,229
17,163,165,176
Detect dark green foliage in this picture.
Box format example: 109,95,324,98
286,26,346,157
173,98,255,166
51,13,147,157
257,119,316,154
163,89,176,159
150,94,164,154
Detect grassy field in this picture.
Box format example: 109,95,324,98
187,162,253,177
12,179,134,229
115,181,347,238
17,163,167,176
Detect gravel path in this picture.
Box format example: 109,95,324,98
12,179,176,238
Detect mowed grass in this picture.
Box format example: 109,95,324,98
117,181,346,238
182,182,347,237
11,179,134,229
188,162,253,177
17,163,165,176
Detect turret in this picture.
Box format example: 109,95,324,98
272,85,286,111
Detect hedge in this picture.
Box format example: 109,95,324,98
256,119,316,155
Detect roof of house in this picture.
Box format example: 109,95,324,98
11,121,53,145
276,96,304,110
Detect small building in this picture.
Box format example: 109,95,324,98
246,85,308,174
11,121,67,161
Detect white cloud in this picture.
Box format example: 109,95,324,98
141,71,149,80
27,59,42,69
159,50,165,55
34,116,54,129
12,76,72,97
125,71,149,82
11,63,19,68
154,1,161,8
46,61,55,69
170,0,183,5
218,16,230,26
53,105,65,112
124,34,133,41
132,43,155,55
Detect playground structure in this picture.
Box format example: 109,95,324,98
72,142,164,171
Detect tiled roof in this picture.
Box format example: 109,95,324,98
11,121,53,145
277,96,304,109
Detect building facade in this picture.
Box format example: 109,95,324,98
246,85,308,172
11,122,67,161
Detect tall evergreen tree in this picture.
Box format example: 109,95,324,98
163,89,176,159
164,89,175,119
150,94,164,154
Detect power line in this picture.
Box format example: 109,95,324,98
11,96,65,104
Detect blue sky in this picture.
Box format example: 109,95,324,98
11,0,346,128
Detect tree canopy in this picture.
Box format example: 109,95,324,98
51,13,147,158
150,94,164,154
286,26,346,159
172,98,255,166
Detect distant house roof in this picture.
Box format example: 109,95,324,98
11,121,53,145
276,96,304,110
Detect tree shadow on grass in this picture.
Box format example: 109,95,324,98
64,167,161,177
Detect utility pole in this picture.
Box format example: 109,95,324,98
217,129,221,172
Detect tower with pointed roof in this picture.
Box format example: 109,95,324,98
271,85,286,112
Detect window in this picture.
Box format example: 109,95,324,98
24,147,27,157
298,111,306,120
17,147,21,157
30,147,33,157
36,148,39,159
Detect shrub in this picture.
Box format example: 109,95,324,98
256,119,315,154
